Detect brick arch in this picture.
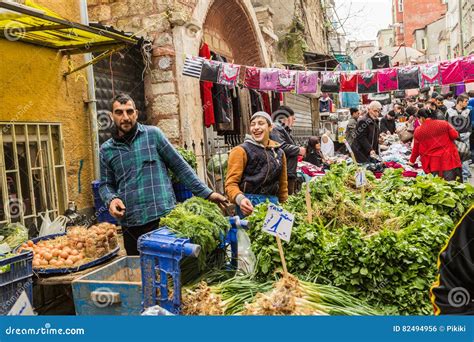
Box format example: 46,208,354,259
198,0,268,67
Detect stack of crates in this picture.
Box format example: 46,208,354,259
138,217,246,314
0,251,34,315
91,180,117,224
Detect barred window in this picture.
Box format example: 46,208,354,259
0,123,67,230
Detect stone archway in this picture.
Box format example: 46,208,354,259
172,0,269,178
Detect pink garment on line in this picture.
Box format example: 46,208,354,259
439,58,464,85
377,68,398,92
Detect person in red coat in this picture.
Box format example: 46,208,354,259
408,109,462,182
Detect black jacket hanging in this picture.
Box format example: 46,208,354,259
398,66,420,90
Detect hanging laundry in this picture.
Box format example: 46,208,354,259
182,55,204,78
377,68,398,92
397,66,420,90
340,72,357,92
276,69,296,92
440,58,464,85
461,55,474,83
260,91,271,114
419,63,441,87
217,63,241,87
200,59,222,82
296,71,318,94
371,52,390,69
319,94,333,112
199,43,215,128
259,68,279,91
320,71,340,93
357,71,378,94
244,66,260,89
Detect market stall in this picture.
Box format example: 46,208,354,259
1,161,473,316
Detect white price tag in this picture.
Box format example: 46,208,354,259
8,290,34,316
355,170,367,188
262,204,294,242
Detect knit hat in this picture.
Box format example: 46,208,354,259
250,111,273,125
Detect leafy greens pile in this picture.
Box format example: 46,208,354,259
169,148,197,183
160,197,228,268
247,163,474,315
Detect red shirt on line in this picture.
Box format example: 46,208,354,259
409,118,461,173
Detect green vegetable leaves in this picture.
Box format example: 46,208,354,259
248,163,474,315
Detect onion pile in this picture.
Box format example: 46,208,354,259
18,237,85,268
17,223,118,269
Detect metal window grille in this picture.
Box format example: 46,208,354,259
0,123,68,231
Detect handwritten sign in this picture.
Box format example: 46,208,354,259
355,169,367,188
8,291,34,316
262,204,294,242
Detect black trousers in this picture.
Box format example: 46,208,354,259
121,219,160,256
432,168,463,183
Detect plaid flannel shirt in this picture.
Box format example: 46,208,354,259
99,123,212,227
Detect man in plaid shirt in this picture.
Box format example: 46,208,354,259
100,94,226,255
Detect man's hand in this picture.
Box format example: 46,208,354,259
239,198,254,216
370,150,377,157
407,161,415,167
299,147,306,156
207,192,227,204
109,198,126,219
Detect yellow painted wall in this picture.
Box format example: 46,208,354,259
0,0,95,212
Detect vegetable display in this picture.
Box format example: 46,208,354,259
0,223,28,250
17,223,118,269
170,148,197,183
160,197,229,268
182,273,381,315
247,164,474,315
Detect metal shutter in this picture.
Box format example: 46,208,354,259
283,93,313,131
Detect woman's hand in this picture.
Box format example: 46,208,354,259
239,198,254,216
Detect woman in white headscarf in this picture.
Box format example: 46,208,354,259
320,133,335,158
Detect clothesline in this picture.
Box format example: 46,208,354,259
182,54,474,95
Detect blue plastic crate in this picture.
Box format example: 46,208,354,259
138,217,246,314
92,180,117,224
172,182,193,203
72,257,141,315
0,251,33,315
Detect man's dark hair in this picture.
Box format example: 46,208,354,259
350,107,359,115
110,93,136,111
457,94,469,103
277,105,295,116
417,103,424,109
468,90,474,98
406,106,418,116
387,110,396,118
445,92,453,99
436,95,444,102
417,108,430,119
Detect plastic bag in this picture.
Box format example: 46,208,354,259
237,228,256,274
39,213,68,237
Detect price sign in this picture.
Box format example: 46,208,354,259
262,204,294,242
355,169,367,188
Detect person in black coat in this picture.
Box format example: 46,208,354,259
270,106,305,195
379,110,396,134
304,136,325,167
350,101,382,163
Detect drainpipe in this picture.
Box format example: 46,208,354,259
79,0,100,180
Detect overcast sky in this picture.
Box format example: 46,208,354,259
334,0,393,41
